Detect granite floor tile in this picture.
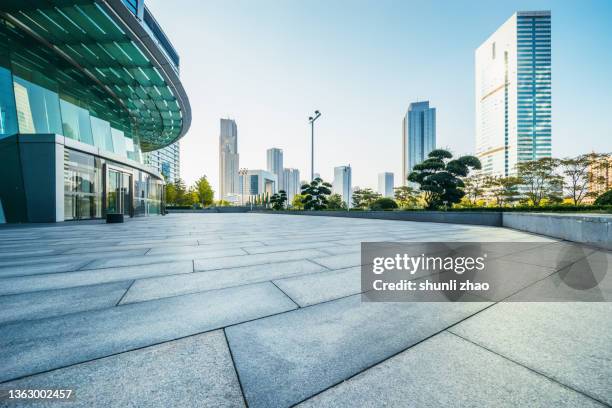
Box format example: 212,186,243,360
0,282,296,383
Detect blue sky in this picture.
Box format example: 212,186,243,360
147,0,612,194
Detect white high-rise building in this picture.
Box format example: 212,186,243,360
266,148,283,193
333,165,352,208
283,168,300,201
238,169,277,203
143,141,180,182
378,172,394,198
475,11,551,177
219,118,239,200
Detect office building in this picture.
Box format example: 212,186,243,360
378,172,394,198
333,165,352,208
143,142,180,182
402,101,436,185
475,11,552,177
219,118,239,200
283,168,301,201
266,148,283,193
586,155,612,203
239,170,277,203
0,0,190,222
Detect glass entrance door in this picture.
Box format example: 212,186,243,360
106,168,132,216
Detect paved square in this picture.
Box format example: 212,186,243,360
0,213,610,407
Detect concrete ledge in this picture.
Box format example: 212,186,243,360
252,210,502,227
168,207,251,213
502,213,612,250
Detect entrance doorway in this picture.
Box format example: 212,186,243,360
106,167,132,216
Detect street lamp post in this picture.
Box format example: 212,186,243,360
308,110,321,181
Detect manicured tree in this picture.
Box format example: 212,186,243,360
300,177,332,210
393,186,418,208
352,188,381,209
516,158,563,206
327,193,347,210
408,149,481,209
370,197,399,210
270,190,288,210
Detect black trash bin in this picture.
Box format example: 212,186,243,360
106,213,124,223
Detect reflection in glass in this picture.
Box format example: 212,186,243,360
60,99,93,145
91,116,114,153
111,128,127,157
13,76,62,134
0,67,17,137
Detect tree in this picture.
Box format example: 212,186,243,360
165,182,177,205
291,194,305,210
370,197,398,210
594,189,612,205
352,188,381,209
559,154,597,205
484,176,522,207
327,193,347,210
300,177,332,210
408,149,481,209
194,176,214,206
462,174,487,206
167,178,188,205
270,190,288,210
393,186,419,208
516,158,563,206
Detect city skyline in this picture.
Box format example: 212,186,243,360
146,0,612,193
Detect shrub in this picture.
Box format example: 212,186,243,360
594,190,612,206
370,197,399,211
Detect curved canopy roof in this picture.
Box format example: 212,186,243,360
0,0,191,151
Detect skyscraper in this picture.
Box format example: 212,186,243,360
475,11,551,177
266,148,283,193
333,165,352,208
219,118,239,200
402,101,436,185
143,141,180,182
283,168,300,202
378,172,394,198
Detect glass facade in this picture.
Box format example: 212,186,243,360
63,148,163,220
0,17,165,221
516,13,552,162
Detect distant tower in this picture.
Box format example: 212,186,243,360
333,165,352,208
402,101,436,185
219,119,239,200
283,168,300,201
378,172,394,198
266,148,284,193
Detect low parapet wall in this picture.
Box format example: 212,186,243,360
502,213,612,250
253,210,503,227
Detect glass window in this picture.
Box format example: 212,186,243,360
0,66,17,137
13,76,62,134
60,99,94,145
91,116,114,153
64,149,102,220
111,128,127,157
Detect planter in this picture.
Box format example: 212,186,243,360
106,213,124,223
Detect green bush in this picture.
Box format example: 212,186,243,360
370,197,399,211
400,205,612,213
594,190,612,206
